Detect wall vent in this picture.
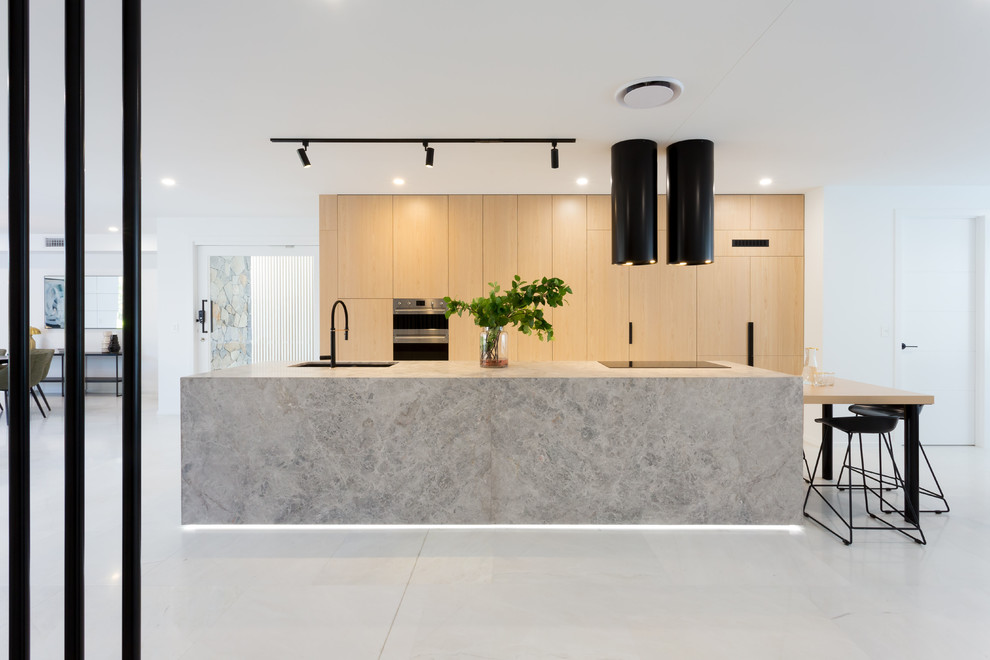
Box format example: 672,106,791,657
732,238,770,248
45,236,66,248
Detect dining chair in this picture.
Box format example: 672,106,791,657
0,349,56,421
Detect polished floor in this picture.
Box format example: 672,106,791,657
1,394,989,659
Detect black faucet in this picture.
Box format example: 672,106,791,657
329,300,349,368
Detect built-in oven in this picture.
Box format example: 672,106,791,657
392,298,449,361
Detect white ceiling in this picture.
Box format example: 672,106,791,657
4,0,990,235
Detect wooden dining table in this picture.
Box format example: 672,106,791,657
804,377,934,525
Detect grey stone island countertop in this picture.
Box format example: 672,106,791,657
181,360,803,526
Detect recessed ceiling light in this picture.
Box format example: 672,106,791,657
616,77,684,109
108,226,119,232
161,177,176,186
759,177,772,186
576,177,589,186
393,178,405,185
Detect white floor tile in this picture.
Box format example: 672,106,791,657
3,394,990,659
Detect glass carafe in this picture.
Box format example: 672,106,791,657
802,347,819,385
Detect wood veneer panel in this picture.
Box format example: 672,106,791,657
654,238,697,360
393,195,448,298
337,196,393,298
448,313,479,362
517,195,554,361
587,195,611,231
751,195,804,230
715,230,804,257
319,230,337,355
714,195,750,231
319,194,337,231
482,195,518,289
587,230,629,361
751,256,803,357
334,298,392,362
551,195,587,360
448,195,484,301
697,256,750,356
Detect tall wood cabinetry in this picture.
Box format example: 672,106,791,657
586,196,697,362
697,195,804,374
320,193,804,373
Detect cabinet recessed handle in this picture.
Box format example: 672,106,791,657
629,322,633,345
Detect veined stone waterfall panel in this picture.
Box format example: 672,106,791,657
210,255,252,370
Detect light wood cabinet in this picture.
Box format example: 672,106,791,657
517,195,554,361
332,299,392,362
393,195,448,298
697,256,751,359
338,196,393,298
319,192,804,372
714,195,751,230
587,230,630,361
751,195,804,230
448,195,484,361
751,256,803,360
482,195,519,360
552,195,588,360
651,246,698,360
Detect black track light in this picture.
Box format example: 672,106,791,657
551,142,559,169
424,142,435,168
297,141,311,168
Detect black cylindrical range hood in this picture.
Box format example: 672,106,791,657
611,139,658,265
666,139,714,265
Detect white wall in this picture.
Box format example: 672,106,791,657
0,246,159,393
822,186,990,385
156,217,317,414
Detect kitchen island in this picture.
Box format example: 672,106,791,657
181,361,803,525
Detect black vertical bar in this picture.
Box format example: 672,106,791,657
8,0,31,656
122,0,143,656
628,322,632,345
65,0,86,656
821,403,833,480
903,404,921,525
747,322,754,366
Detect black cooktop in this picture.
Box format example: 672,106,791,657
598,360,730,369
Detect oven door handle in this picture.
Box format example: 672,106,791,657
393,335,449,344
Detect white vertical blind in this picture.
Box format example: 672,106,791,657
250,255,315,363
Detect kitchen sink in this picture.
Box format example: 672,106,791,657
291,361,397,368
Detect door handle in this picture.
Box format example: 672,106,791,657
196,300,208,334
901,342,918,350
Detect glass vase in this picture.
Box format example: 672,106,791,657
480,326,508,368
802,347,819,385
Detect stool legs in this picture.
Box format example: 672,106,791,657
804,430,926,545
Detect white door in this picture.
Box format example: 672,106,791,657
195,245,319,373
895,216,985,445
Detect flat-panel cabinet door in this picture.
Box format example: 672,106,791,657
448,195,484,361
516,195,554,361
338,196,393,298
629,266,697,361
751,256,803,362
586,230,629,361
552,196,588,360
697,256,751,358
332,299,393,362
393,196,448,298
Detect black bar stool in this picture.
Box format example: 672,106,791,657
846,404,948,514
804,415,926,545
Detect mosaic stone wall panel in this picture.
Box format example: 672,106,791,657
210,255,252,370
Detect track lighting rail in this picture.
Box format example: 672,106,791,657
270,137,576,144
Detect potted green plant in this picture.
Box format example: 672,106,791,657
444,275,571,368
